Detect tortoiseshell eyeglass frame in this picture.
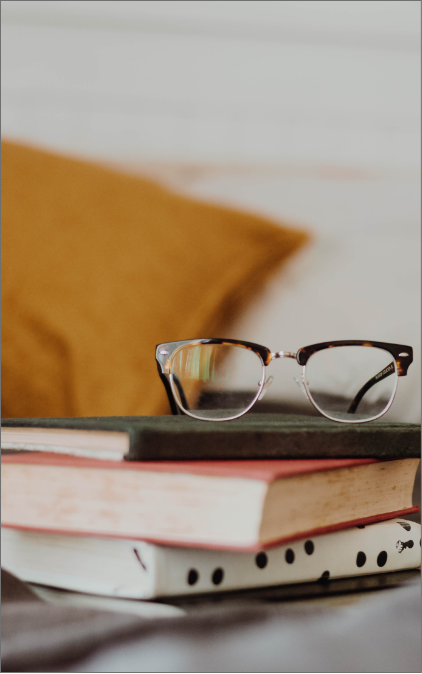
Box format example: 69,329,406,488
155,339,413,423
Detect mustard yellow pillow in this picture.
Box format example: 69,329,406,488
1,140,308,418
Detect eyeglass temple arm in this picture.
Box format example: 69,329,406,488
347,361,395,414
171,374,191,411
156,363,189,415
156,363,180,415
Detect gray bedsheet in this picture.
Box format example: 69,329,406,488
2,569,420,673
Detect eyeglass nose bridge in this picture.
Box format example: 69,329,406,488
270,351,297,360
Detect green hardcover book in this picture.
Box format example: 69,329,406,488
1,414,420,461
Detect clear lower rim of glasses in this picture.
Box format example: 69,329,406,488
302,363,399,424
169,356,266,421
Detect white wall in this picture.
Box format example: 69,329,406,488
2,0,420,169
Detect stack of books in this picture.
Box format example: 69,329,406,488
1,415,420,600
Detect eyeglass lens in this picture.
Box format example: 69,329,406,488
170,343,264,420
304,346,397,422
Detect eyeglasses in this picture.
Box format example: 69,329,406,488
155,339,413,424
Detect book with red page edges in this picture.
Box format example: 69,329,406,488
1,453,419,550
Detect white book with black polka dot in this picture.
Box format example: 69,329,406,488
2,519,420,599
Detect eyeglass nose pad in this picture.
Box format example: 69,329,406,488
294,376,309,399
258,375,274,400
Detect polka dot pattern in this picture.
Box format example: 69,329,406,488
285,548,295,564
187,569,198,585
175,521,417,596
212,568,224,585
377,551,388,567
319,570,330,582
255,552,268,569
356,551,366,567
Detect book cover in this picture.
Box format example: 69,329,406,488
2,519,420,599
2,413,420,461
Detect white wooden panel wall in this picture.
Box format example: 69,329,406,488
2,1,420,169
